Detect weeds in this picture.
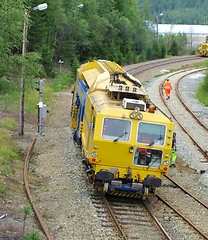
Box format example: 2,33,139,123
22,204,32,236
20,231,41,240
0,183,6,196
49,71,73,92
0,117,17,130
0,121,19,177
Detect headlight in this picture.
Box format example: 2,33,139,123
164,160,169,166
137,113,143,120
91,151,98,157
130,112,136,119
134,107,140,112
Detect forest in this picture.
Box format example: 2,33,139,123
139,0,208,25
0,0,205,95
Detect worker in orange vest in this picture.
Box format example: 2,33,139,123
163,78,172,100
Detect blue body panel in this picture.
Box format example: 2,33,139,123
73,78,88,144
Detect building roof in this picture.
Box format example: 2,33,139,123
158,24,208,35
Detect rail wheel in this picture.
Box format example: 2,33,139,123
142,187,149,200
103,182,109,193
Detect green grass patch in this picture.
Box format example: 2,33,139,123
25,83,54,118
49,72,73,92
195,71,208,106
20,231,41,240
193,59,208,68
0,117,18,130
0,146,19,161
0,90,20,112
0,183,6,196
0,72,73,179
0,127,20,177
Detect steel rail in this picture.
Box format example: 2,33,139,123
23,138,52,240
157,193,208,240
143,200,172,240
159,68,208,161
164,174,208,209
102,195,128,240
126,56,203,77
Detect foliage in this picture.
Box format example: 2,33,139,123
0,117,18,130
22,204,32,236
20,231,41,240
0,183,6,196
0,0,24,77
0,117,20,176
196,70,208,106
169,39,179,56
49,72,73,92
139,0,208,24
0,0,207,111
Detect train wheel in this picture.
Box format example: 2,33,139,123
142,187,149,200
103,183,109,193
144,187,149,196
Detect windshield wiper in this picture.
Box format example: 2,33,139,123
146,157,159,169
147,136,163,146
113,132,128,142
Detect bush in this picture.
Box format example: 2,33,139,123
0,76,17,94
20,231,41,240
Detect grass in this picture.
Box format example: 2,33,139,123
193,59,208,68
48,71,73,92
0,71,73,179
195,70,208,106
187,59,208,106
0,183,6,196
0,117,17,130
0,126,20,177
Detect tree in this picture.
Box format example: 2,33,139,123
170,38,179,56
0,0,24,78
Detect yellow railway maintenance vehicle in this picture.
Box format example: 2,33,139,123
71,60,175,198
198,36,208,57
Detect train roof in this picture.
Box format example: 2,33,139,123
77,60,172,123
89,89,171,123
77,59,147,94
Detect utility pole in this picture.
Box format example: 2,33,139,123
72,3,84,42
19,3,48,136
156,13,163,42
19,9,29,136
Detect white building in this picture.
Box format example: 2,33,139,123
157,24,208,47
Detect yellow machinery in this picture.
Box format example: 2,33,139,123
198,36,208,56
71,60,175,198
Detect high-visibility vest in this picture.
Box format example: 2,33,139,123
164,81,172,91
170,149,176,163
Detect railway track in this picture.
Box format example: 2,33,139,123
152,193,208,240
158,68,208,161
92,178,208,240
92,193,169,240
23,138,52,240
154,174,208,239
142,67,208,239
125,55,205,81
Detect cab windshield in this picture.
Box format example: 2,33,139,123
137,122,166,146
102,118,131,142
134,147,162,167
